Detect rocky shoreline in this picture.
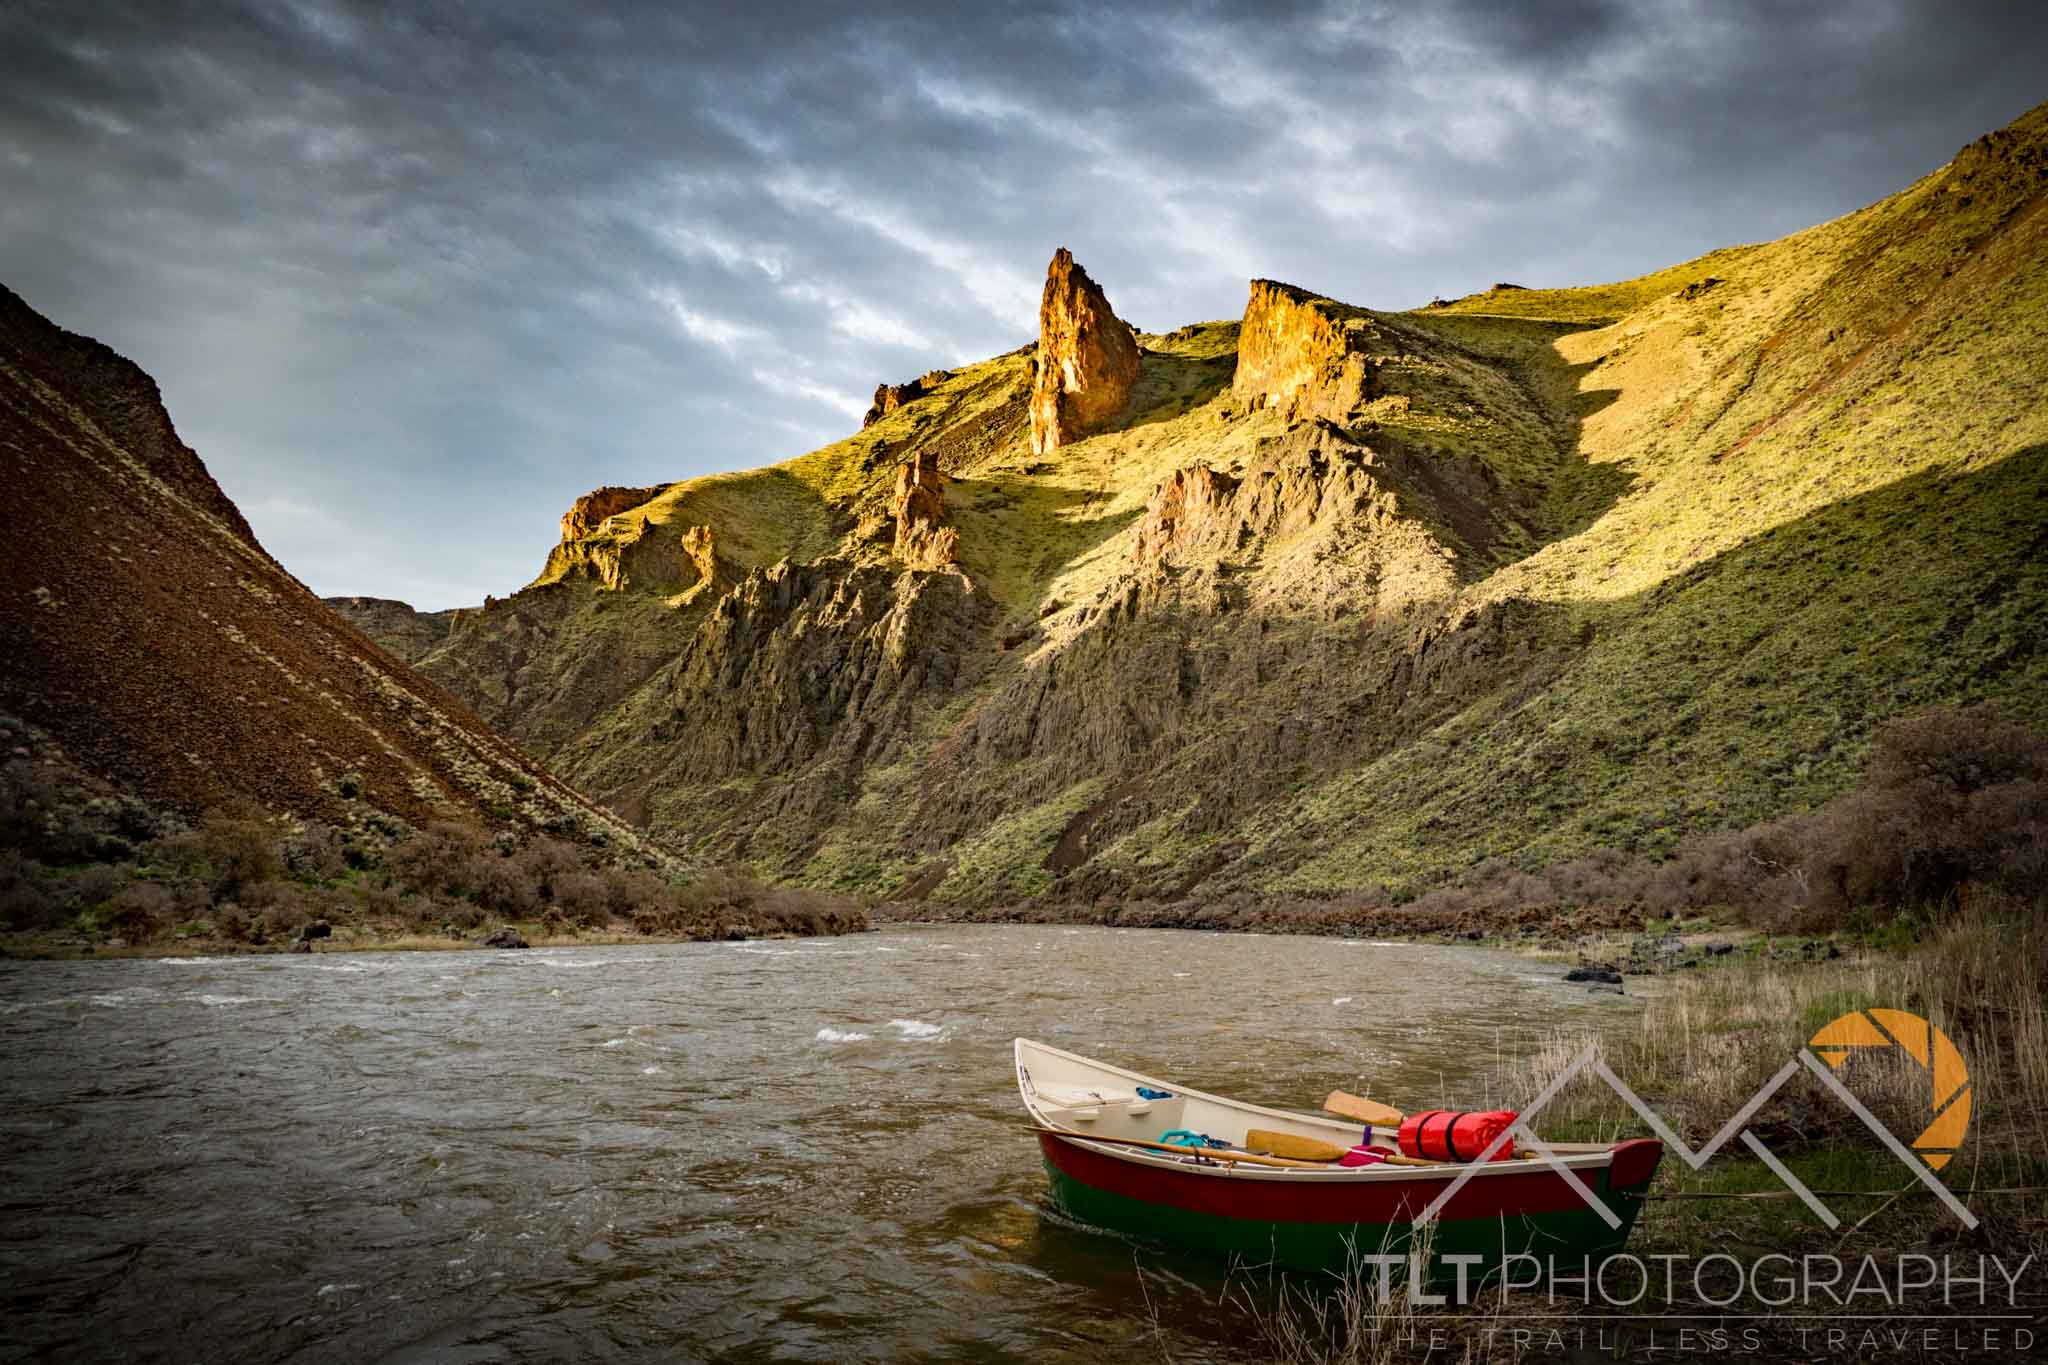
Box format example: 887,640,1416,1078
866,897,1861,992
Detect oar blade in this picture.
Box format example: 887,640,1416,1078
1323,1090,1404,1127
1245,1128,1349,1162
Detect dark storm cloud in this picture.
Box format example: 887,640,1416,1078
2,0,2040,606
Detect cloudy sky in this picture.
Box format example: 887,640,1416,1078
2,1,2040,608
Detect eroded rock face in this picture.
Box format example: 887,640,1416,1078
651,558,985,779
561,485,668,540
864,381,921,427
323,595,457,663
892,449,960,570
1132,465,1242,566
1116,422,1467,623
1028,248,1141,454
1232,279,1383,422
681,525,719,589
862,369,954,427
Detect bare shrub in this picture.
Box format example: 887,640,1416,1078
672,866,765,919
515,838,581,903
104,882,174,939
239,881,309,939
199,803,281,896
386,822,489,896
460,852,541,917
70,863,130,908
281,821,349,881
0,852,58,930
440,901,483,931
605,868,669,919
554,871,613,927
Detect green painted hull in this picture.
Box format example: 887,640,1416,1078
1043,1159,1652,1282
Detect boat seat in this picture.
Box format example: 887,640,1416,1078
1038,1084,1154,1121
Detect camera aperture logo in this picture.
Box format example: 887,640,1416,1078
1809,1007,1971,1171
1419,1005,1982,1234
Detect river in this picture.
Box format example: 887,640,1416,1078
0,925,1642,1363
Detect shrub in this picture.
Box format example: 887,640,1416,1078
515,837,581,903
461,852,541,917
103,882,174,939
0,852,58,930
606,868,669,918
281,822,349,881
386,822,489,897
554,871,613,927
200,803,281,896
70,863,130,908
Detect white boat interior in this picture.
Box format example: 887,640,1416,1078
1016,1036,1619,1183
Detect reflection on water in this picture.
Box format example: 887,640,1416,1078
0,925,1639,1362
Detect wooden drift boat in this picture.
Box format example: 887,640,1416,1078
1017,1038,1663,1279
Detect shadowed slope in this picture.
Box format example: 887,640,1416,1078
0,285,649,849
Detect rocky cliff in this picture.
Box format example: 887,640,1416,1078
0,285,651,849
891,448,959,570
335,103,2048,904
1027,248,1141,454
1232,279,1385,421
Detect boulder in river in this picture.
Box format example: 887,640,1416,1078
481,927,530,949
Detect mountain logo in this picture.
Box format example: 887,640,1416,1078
1808,1008,1971,1171
1416,1009,1980,1233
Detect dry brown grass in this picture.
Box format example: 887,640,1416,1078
1509,893,2048,1169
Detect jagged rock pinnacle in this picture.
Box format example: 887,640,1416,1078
1028,248,1141,455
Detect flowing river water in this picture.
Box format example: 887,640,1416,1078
0,925,1645,1363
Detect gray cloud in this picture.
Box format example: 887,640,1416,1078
2,0,2040,607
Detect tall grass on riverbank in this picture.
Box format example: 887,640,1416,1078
1507,892,2048,1211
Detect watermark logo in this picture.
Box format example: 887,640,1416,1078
1809,1007,1971,1171
1417,1007,1979,1232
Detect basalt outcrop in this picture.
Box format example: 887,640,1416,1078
324,595,457,663
681,524,722,591
1132,465,1241,566
891,448,959,570
539,497,725,595
1232,279,1385,422
1120,421,1461,619
1028,248,1141,454
863,369,952,427
561,484,668,540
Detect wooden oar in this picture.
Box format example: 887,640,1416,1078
1029,1127,1335,1169
1245,1128,1349,1162
1323,1090,1404,1127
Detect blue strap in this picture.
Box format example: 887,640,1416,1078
1158,1129,1230,1149
1136,1086,1173,1100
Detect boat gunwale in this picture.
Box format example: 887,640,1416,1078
1016,1036,1620,1186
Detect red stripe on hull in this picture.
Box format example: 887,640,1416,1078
1039,1133,1642,1224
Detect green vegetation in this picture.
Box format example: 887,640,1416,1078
0,713,864,954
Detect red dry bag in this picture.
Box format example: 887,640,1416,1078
1397,1109,1518,1162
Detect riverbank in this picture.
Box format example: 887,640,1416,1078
0,911,869,961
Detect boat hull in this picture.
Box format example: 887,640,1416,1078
1039,1131,1663,1279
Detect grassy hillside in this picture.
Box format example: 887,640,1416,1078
342,103,2048,906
